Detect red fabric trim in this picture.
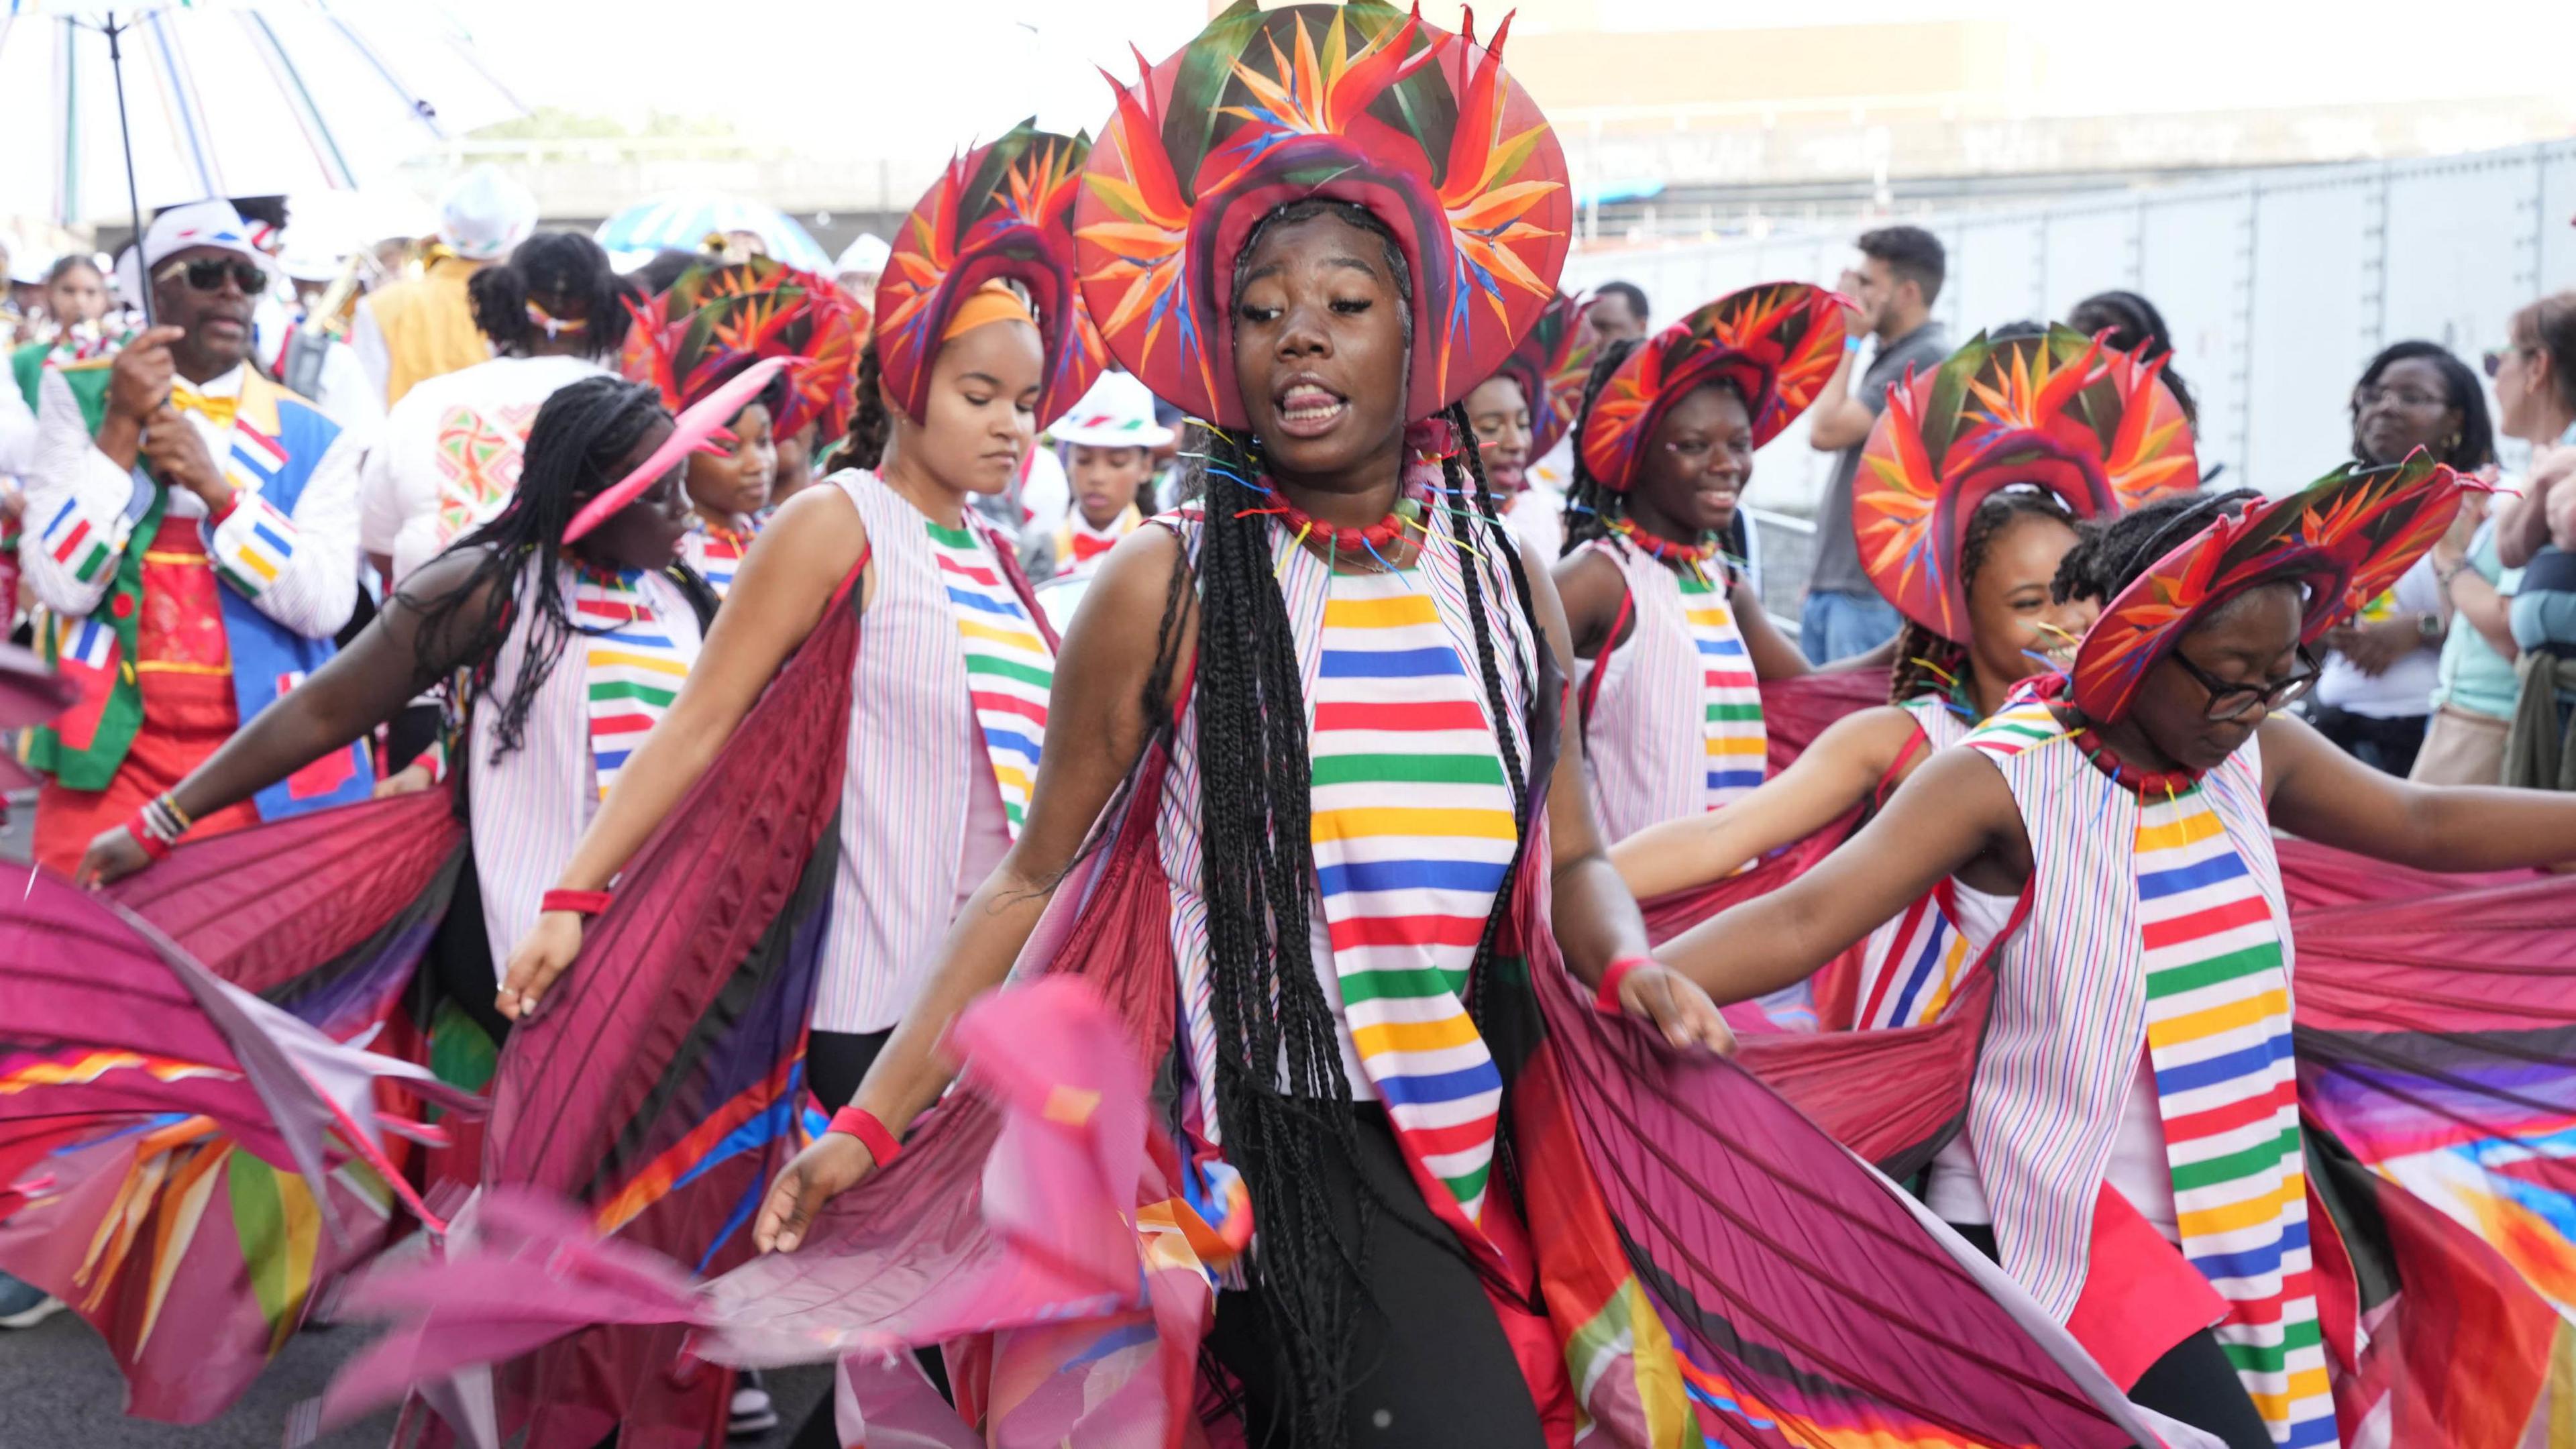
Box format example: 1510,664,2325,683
2061,1183,2227,1389
1575,582,1631,739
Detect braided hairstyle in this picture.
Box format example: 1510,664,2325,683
400,376,669,759
835,341,892,471
2053,487,2263,610
1886,490,2078,707
1131,199,1543,1447
468,231,633,362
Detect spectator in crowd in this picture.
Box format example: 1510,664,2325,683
1801,224,1949,662
2306,342,2495,775
21,199,370,874
2068,288,2198,428
352,166,539,409
2488,292,2576,788
1587,280,1651,343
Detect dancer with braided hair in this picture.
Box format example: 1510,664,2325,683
1614,326,2197,1032
1552,282,1852,848
1657,458,2576,1447
745,15,1725,1434
76,372,723,980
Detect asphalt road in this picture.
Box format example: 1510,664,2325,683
0,794,833,1448
0,1309,833,1448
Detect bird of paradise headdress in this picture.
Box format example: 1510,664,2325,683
1074,1,1573,427
875,119,1104,431
1490,289,1593,461
2072,452,2468,722
1577,282,1853,493
629,255,866,441
1856,326,2198,643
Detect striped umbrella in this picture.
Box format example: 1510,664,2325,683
0,3,525,229
594,195,833,274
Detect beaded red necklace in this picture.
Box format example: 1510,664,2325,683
2027,675,2204,798
1609,515,1721,567
1238,492,1428,561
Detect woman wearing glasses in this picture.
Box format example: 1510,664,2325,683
2485,293,2576,786
1652,461,2576,1449
19,199,367,875
2306,342,2496,776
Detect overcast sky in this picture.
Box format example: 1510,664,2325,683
437,0,2573,149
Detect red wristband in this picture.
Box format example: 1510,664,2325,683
127,817,172,862
209,492,241,525
539,888,614,917
827,1105,902,1166
1595,955,1654,1016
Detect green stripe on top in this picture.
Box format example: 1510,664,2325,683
1338,962,1474,1005
1706,702,1764,722
924,520,978,548
588,679,680,707
965,654,1053,689
2219,1317,2324,1376
1312,753,1508,788
2168,1128,2302,1193
2145,941,2286,1000
1677,573,1717,595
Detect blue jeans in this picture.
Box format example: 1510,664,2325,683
1799,588,1902,665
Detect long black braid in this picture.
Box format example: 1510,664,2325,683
1886,490,2078,708
1128,200,1548,1446
399,375,669,760
1556,335,1641,556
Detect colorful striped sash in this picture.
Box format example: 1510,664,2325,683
573,568,691,801
1681,568,1766,807
1851,700,1976,1030
924,519,1050,836
690,520,755,599
2134,785,2330,1447
1307,568,1515,1226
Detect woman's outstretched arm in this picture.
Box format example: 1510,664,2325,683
1656,747,2020,1003
1610,705,1919,900
2262,711,2576,869
756,525,1193,1251
76,547,500,886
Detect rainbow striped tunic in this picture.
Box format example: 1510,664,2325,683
680,519,755,600
573,567,694,801
1958,698,2330,1446
1307,567,1518,1222
1156,498,1536,1244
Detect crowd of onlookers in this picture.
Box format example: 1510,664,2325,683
1764,225,2576,790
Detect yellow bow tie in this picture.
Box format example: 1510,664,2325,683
168,386,237,431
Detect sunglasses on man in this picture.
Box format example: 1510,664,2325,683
151,257,267,296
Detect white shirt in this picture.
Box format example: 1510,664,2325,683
359,354,606,584
0,368,36,480
23,363,360,639
2313,553,2442,719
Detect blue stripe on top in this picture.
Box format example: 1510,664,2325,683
2135,850,2251,899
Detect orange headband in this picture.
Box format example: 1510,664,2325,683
941,280,1036,341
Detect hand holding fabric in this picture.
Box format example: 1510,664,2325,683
496,910,584,1020
1614,959,1737,1055
753,1134,875,1254
73,824,152,888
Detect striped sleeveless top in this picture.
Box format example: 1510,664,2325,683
1157,498,1536,1236
470,562,703,979
1572,535,1765,841
1956,700,2325,1443
815,470,1048,1034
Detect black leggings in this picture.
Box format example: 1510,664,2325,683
1947,1223,2272,1449
1205,1108,1547,1449
787,1027,928,1449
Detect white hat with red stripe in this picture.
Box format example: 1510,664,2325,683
1049,369,1172,449
111,198,275,307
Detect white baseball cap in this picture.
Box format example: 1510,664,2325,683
112,198,274,306
1052,370,1174,449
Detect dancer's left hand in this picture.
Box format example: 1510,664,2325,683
1614,961,1736,1056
